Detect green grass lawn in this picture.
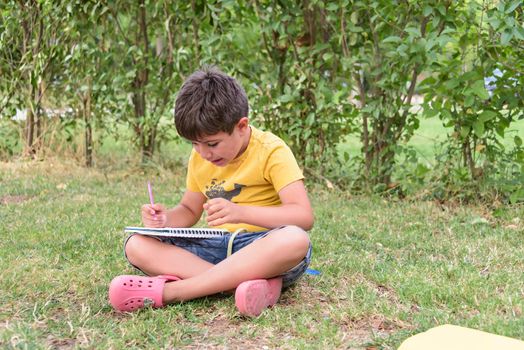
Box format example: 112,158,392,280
338,116,524,163
1,160,523,349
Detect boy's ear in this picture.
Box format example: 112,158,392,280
237,117,249,131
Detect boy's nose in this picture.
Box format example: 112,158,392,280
198,146,212,159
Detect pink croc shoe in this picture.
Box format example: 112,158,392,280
235,277,283,317
108,274,179,312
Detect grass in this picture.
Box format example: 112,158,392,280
338,116,524,163
1,159,523,349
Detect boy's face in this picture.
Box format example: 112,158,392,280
191,118,250,167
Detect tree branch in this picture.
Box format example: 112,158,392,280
102,0,133,46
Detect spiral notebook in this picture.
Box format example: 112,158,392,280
124,226,229,238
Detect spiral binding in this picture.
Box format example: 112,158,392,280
124,226,228,238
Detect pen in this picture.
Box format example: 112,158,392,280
147,181,154,206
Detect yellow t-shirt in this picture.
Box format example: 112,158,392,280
186,126,304,232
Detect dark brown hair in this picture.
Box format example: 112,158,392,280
174,66,249,141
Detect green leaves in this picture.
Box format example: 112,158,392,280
423,5,433,17
478,110,497,123
382,36,402,44
471,110,501,139
470,80,489,100
0,0,522,202
505,0,522,13
515,135,523,147
472,120,485,138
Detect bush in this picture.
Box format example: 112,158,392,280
0,119,22,159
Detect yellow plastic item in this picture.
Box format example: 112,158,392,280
398,324,524,350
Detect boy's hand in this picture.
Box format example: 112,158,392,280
141,203,167,228
204,198,240,226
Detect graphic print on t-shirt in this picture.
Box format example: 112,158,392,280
205,179,245,201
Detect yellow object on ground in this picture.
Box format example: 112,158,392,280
398,324,524,350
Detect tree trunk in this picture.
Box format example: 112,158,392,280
83,85,93,167
463,138,477,179
132,0,151,163
24,107,35,156
191,0,200,60
21,2,44,157
35,81,44,154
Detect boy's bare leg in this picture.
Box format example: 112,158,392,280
125,234,215,279
162,225,310,303
125,226,310,302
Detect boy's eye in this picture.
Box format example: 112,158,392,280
207,142,218,147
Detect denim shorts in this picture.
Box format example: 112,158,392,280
124,227,312,288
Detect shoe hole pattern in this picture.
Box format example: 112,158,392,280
124,299,144,309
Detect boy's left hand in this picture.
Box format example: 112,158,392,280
203,198,240,226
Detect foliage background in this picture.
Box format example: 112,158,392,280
0,0,523,201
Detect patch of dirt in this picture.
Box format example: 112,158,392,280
374,283,401,304
46,335,77,350
186,314,277,349
340,314,413,349
0,195,31,205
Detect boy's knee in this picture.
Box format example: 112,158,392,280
271,225,310,258
124,234,149,265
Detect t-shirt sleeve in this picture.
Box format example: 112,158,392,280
186,150,200,192
264,143,304,193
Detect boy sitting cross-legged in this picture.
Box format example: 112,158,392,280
108,66,314,317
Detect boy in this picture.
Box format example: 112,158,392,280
109,66,314,316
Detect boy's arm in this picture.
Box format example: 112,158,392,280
204,180,314,230
143,190,205,228
165,190,206,227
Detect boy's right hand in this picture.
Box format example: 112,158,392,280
141,203,167,228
